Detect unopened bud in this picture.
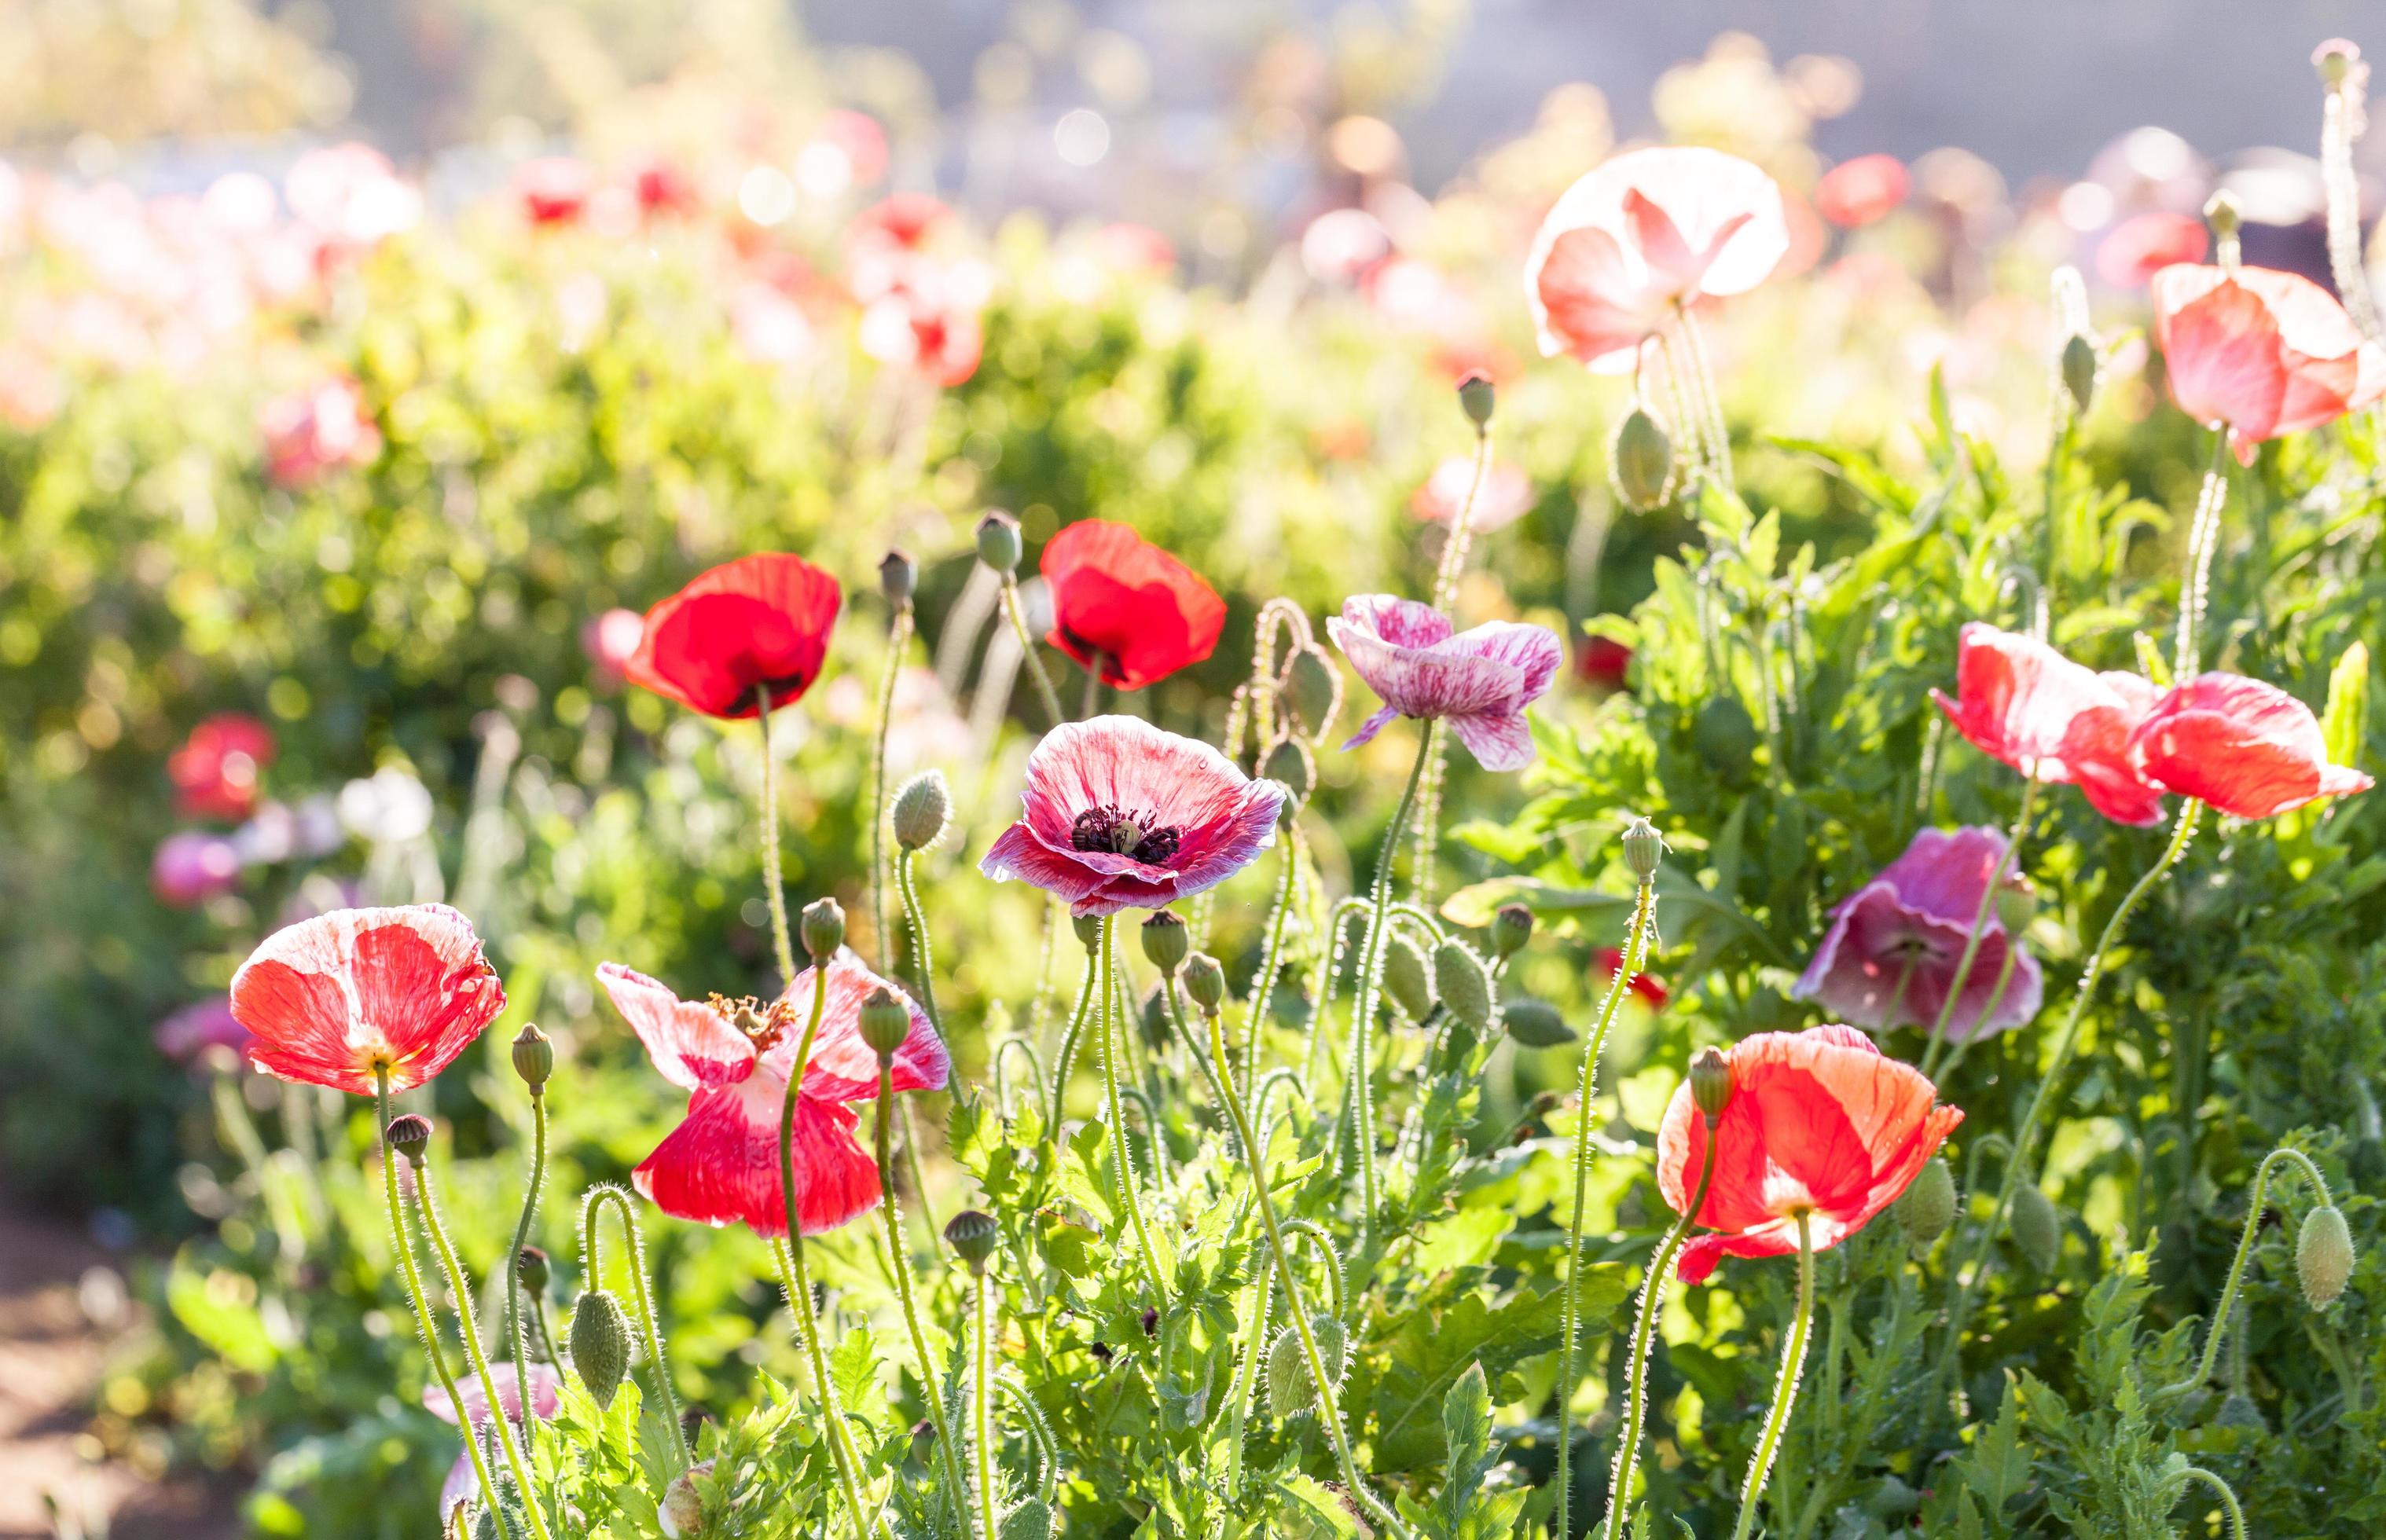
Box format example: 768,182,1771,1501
1491,904,1534,959
511,1023,554,1088
799,896,846,962
2204,190,2241,242
2316,38,2361,89
2298,1204,2355,1308
1894,1158,1958,1248
1073,912,1103,950
1140,911,1189,975
975,511,1022,574
1266,1314,1349,1418
945,1209,1000,1274
891,770,951,851
1432,941,1495,1031
1263,735,1313,803
859,986,913,1061
1283,647,1342,743
516,1245,550,1294
2009,1185,2061,1274
1621,816,1665,880
2059,335,2098,417
659,1459,714,1539
1182,952,1226,1014
1382,937,1435,1022
999,1497,1056,1540
571,1288,633,1410
879,548,917,607
1610,405,1676,512
1995,873,2039,938
1500,997,1575,1048
1457,371,1496,430
1688,1047,1734,1121
385,1113,432,1160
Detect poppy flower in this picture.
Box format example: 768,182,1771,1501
427,1365,560,1518
1576,633,1633,694
1793,827,2043,1043
2094,211,2208,289
1596,947,1668,1009
599,953,949,1236
1328,596,1562,772
1932,623,2166,825
2127,672,2372,818
1526,145,1790,373
1411,455,1534,533
260,376,380,488
155,999,255,1065
1657,1025,1962,1282
168,713,277,821
229,905,505,1097
857,286,984,387
624,553,842,719
1039,519,1227,690
2151,262,2386,464
1813,154,1909,229
980,715,1283,918
152,830,242,907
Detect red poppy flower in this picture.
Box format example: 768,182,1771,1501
512,157,596,226
1932,623,2166,825
1596,947,1668,1009
1657,1025,1962,1282
1576,634,1633,693
229,905,506,1097
2152,262,2386,464
1039,519,1227,690
169,713,277,821
598,953,949,1237
980,715,1283,917
624,554,842,719
2094,211,2207,290
1814,154,1909,229
2127,672,2373,819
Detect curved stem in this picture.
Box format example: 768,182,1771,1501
1731,1213,1816,1540
1602,1121,1719,1540
993,1039,1049,1123
875,1070,973,1531
1347,732,1437,1245
1918,777,2037,1081
1098,915,1169,1301
2172,1146,2336,1396
896,848,944,1032
971,1267,1000,1540
998,575,1066,729
1046,948,1101,1135
2173,433,2234,676
870,603,916,971
580,1186,692,1471
1224,1246,1275,1498
1243,829,1304,1116
2164,1466,2248,1540
755,683,797,990
1554,874,1659,1540
505,1084,549,1468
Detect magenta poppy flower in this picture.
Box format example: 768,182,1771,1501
1931,623,2166,826
155,999,255,1065
1793,827,2043,1043
1327,596,1562,772
979,715,1283,918
2127,673,2373,819
427,1364,560,1517
599,953,948,1238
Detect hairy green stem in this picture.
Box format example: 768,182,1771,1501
1346,733,1437,1244
1243,828,1304,1116
1731,1213,1816,1540
581,1185,693,1471
1098,915,1170,1300
971,1265,1000,1540
1918,777,2038,1082
2173,1146,2336,1396
999,575,1066,729
1601,1117,1718,1539
2164,1466,2248,1540
1046,947,1101,1135
2173,432,2234,676
505,1084,549,1468
870,603,916,970
756,684,797,990
896,847,944,1032
875,1069,972,1531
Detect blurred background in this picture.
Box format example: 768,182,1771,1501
3,2,2381,1534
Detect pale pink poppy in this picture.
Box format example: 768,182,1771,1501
260,377,380,488
1411,455,1533,533
1931,623,2166,826
1329,596,1562,772
2151,262,2386,464
427,1364,561,1517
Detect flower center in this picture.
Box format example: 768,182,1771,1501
1070,805,1182,864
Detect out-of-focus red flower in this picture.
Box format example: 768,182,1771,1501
1932,623,2166,825
513,157,596,226
1329,596,1562,772
260,376,380,488
797,110,890,197
1301,207,1393,283
1527,145,1790,372
1576,633,1633,693
850,192,953,260
1657,1025,1962,1282
2095,211,2208,289
2127,672,2373,818
0,342,62,429
629,156,699,218
625,553,842,720
1039,519,1227,689
1411,455,1533,532
229,905,505,1097
169,713,277,821
152,830,241,907
2152,262,2386,463
857,288,983,386
1595,947,1668,1008
1814,154,1910,228
284,143,420,255
1091,222,1176,273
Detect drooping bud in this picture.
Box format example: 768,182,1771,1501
511,1023,554,1089
1893,1158,1958,1248
1431,941,1495,1031
1073,912,1103,949
879,548,917,607
1610,405,1676,512
1000,1497,1056,1540
2298,1204,2355,1308
1263,736,1314,802
1490,904,1534,960
516,1245,551,1294
1621,816,1665,880
385,1113,433,1161
1140,911,1189,976
659,1458,714,1539
891,770,952,852
571,1288,633,1410
799,896,846,962
1995,873,2039,939
2009,1185,2061,1274
975,510,1023,574
945,1209,1000,1274
1267,1314,1350,1417
1500,997,1576,1048
2059,334,2098,417
1182,952,1226,1014
1686,1047,1734,1122
860,986,913,1062
1457,371,1496,430
1283,645,1342,743
1382,936,1435,1022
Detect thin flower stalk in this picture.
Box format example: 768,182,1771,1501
1730,1212,1817,1540
875,1072,972,1529
1602,1125,1719,1539
2320,60,2381,341
581,1185,693,1471
504,1081,549,1468
870,599,916,970
2165,1467,2249,1540
896,847,943,1032
1242,828,1305,1115
1916,777,2038,1083
1097,915,1171,1300
1676,309,1736,495
998,573,1066,728
2172,1146,2336,1396
1345,732,1439,1242
1046,948,1102,1135
969,1260,1000,1540
756,683,798,989
2174,433,2235,675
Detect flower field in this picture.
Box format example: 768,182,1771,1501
6,21,2386,1540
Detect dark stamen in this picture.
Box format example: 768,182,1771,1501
1070,804,1181,865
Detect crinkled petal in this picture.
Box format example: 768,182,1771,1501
596,962,756,1091
633,1081,879,1238
774,952,951,1102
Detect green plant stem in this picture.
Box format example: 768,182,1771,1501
970,1265,1000,1540
2172,1146,2336,1396
1097,915,1169,1301
1554,874,1658,1540
2164,1467,2248,1540
375,1072,508,1525
1677,309,1735,496
875,1069,972,1531
505,1084,549,1468
212,1071,301,1268
582,1185,693,1471
1047,948,1101,1135
1731,1212,1816,1540
1601,1116,1719,1539
1927,945,2020,1087
1243,828,1304,1116
2174,431,2234,676
901,1098,939,1240
896,847,943,1032
1223,1248,1274,1498
871,603,915,970
1918,777,2038,1082
999,574,1066,729
755,683,797,990
1346,732,1437,1245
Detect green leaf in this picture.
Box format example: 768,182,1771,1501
2323,640,2369,771
1427,1362,1508,1540
166,1250,278,1373
1281,1474,1367,1539
1370,1277,1623,1470
1439,878,1630,930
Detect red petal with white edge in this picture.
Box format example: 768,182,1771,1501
775,951,951,1102
2128,672,2374,818
633,1082,881,1238
596,962,756,1091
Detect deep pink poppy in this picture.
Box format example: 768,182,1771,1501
2152,262,2386,464
2127,672,2372,818
1931,623,2166,825
169,713,277,821
600,952,949,1238
152,830,243,907
427,1364,560,1517
1328,596,1562,772
979,715,1283,918
156,999,255,1065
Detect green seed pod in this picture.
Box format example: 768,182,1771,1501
879,547,917,607
999,1498,1055,1540
1688,1047,1734,1123
2059,334,2098,417
511,1023,554,1089
571,1289,633,1410
975,510,1022,574
2204,189,2241,243
1691,696,1761,786
1894,1157,1958,1248
1621,816,1665,880
2009,1185,2061,1274
659,1458,714,1539
1283,646,1342,743
891,770,951,852
859,986,913,1061
1610,405,1676,512
385,1113,433,1161
1262,739,1314,804
1994,874,2039,940
1182,952,1227,1014
1490,904,1534,960
1266,1314,1349,1418
1432,941,1495,1031
1457,371,1496,430
1382,937,1435,1022
799,896,846,962
2298,1204,2355,1308
945,1209,1000,1274
1500,997,1576,1048
2318,39,2358,89
1140,911,1189,976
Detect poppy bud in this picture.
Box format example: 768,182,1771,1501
2316,38,2358,88
1995,874,2039,939
1138,984,1170,1050
891,770,952,852
909,1417,938,1466
1140,911,1189,975
1182,952,1226,1014
1491,904,1534,959
879,547,917,607
975,511,1023,574
2204,190,2241,242
1688,1047,1734,1121
516,1245,550,1294
860,986,913,1062
571,1288,633,1410
2010,1185,2061,1273
1894,1158,1958,1248
1283,647,1342,742
511,1023,554,1089
1266,1314,1349,1417
659,1458,714,1539
1500,997,1576,1048
1621,816,1665,879
799,896,845,962
1073,912,1103,949
1610,405,1675,512
1000,1497,1055,1540
2297,1204,2355,1308
2059,334,2098,417
1457,371,1496,430
945,1208,1000,1274
1382,937,1435,1022
1432,941,1495,1031
1140,1304,1160,1336
385,1113,432,1161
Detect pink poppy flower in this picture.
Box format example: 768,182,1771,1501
229,905,506,1097
980,716,1284,918
1813,154,1909,229
1526,145,1790,372
2094,211,2207,289
260,376,380,489
426,1364,560,1517
1931,623,2166,826
599,954,949,1237
1411,455,1533,533
1328,596,1562,772
2127,673,2372,819
513,157,595,226
2151,262,2386,464
155,999,255,1065
152,830,242,907
1793,827,2043,1043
